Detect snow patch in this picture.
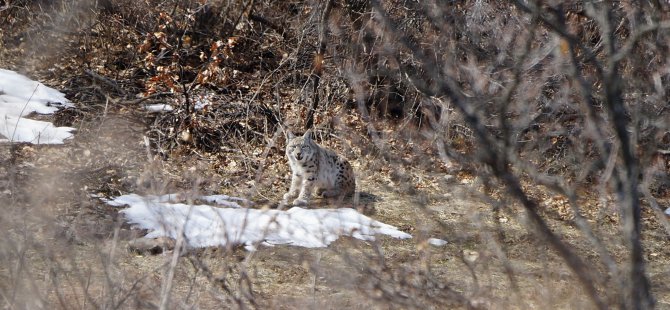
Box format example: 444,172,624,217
0,69,75,144
105,193,249,209
106,193,412,250
142,95,211,113
143,104,174,112
428,238,448,246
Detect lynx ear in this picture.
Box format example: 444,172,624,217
302,129,313,141
286,130,295,140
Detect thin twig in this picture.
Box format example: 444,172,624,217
305,0,333,130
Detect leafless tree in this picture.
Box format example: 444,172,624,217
327,1,670,308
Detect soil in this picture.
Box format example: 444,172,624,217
2,108,670,309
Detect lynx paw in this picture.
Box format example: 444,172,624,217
283,192,297,201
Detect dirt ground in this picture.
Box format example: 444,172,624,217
1,107,670,309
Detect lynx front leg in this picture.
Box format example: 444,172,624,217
293,176,316,206
282,173,302,204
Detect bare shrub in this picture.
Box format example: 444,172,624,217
330,1,670,308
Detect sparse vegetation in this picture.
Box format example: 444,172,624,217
1,0,670,309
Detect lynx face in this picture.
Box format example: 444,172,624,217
286,135,317,164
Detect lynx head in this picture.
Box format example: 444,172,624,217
286,130,317,163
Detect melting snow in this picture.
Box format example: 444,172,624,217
105,193,413,251
0,69,75,144
144,104,174,112
142,95,211,113
428,238,448,246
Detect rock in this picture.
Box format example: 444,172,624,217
128,237,175,255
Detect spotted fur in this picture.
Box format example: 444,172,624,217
282,130,355,206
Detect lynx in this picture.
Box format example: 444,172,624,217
282,130,355,206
